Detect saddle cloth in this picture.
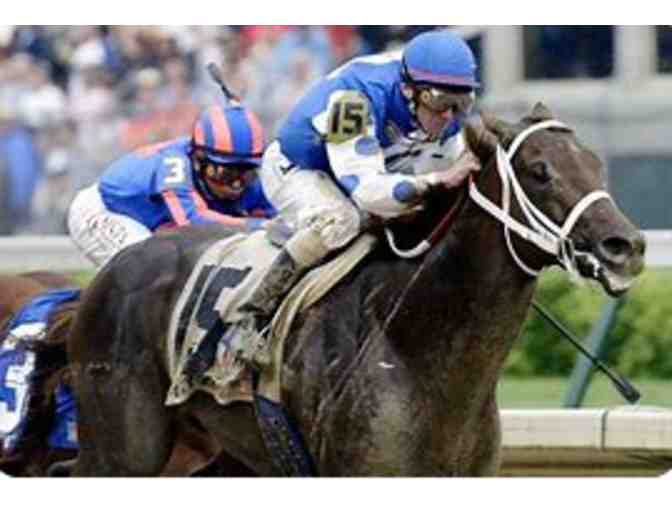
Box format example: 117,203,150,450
165,231,377,407
0,289,80,454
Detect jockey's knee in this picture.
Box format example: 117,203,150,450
286,205,362,267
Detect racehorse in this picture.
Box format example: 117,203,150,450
67,104,646,476
0,272,226,477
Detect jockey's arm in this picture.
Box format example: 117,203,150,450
320,90,476,220
160,190,266,232
326,137,435,219
325,134,476,220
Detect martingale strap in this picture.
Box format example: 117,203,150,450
254,395,316,476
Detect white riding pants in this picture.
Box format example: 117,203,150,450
67,184,152,268
260,142,362,267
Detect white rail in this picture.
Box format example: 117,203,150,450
500,407,672,476
0,236,94,273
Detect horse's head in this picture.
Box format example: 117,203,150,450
464,103,646,296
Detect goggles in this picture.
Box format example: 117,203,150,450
203,161,256,186
416,87,475,116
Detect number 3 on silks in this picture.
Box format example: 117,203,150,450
326,91,370,144
163,157,186,185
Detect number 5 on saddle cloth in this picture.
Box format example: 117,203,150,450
0,289,80,455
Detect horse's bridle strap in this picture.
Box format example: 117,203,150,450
470,119,613,277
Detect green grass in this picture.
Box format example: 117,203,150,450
498,376,672,409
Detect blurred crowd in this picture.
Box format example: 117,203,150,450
0,25,447,235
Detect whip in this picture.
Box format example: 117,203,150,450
532,300,641,405
206,62,240,105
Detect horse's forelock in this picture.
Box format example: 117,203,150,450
464,114,498,163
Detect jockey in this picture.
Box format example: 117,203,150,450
194,30,483,375
67,103,275,268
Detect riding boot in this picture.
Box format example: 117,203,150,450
239,249,304,321
225,248,307,369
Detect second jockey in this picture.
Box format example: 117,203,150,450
67,103,275,268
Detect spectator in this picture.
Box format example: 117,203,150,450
30,121,77,233
0,99,43,233
18,58,67,130
266,49,321,134
269,26,335,77
68,63,121,189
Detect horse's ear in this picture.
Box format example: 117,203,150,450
464,112,499,161
526,102,555,122
479,110,517,148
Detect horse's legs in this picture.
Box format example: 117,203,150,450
72,353,174,477
466,397,502,477
185,395,277,476
191,450,258,477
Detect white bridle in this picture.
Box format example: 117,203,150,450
468,120,611,277
387,120,612,279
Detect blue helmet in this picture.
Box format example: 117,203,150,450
402,30,479,89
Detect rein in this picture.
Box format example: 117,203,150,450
385,186,469,258
386,120,612,279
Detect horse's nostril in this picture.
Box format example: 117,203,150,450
598,236,634,264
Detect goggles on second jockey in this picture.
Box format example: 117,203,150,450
202,157,256,184
197,150,258,192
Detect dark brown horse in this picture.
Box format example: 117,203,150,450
0,273,224,477
67,104,646,476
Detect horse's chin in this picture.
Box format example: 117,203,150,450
575,253,636,298
597,268,635,298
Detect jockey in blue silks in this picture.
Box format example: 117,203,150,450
67,103,275,268
190,30,484,378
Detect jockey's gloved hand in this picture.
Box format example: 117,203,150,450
427,150,481,191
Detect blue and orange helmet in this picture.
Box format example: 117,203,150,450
191,104,265,167
190,104,265,200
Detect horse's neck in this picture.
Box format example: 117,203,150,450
381,193,538,395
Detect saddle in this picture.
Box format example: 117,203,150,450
165,230,376,408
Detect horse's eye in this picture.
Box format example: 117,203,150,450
528,161,552,185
